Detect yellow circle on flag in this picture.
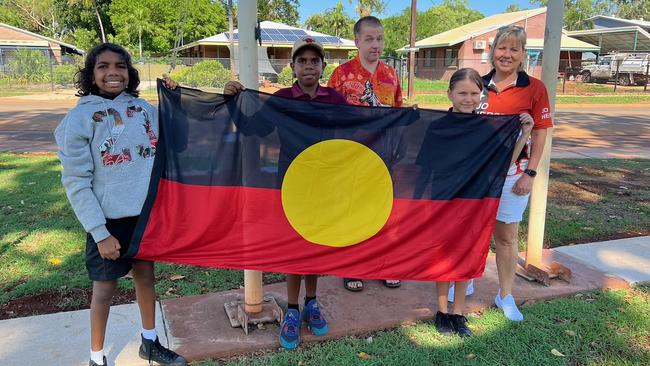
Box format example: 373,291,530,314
281,139,394,247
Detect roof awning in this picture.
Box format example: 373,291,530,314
567,26,650,53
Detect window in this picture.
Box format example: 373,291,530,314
444,48,458,67
424,49,433,67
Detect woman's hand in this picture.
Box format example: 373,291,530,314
512,174,533,196
97,235,121,260
224,81,245,95
519,113,533,138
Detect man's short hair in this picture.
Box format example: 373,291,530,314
354,16,383,36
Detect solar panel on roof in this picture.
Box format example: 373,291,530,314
285,34,299,41
292,30,308,36
224,33,239,40
269,34,288,42
265,28,280,34
278,29,294,35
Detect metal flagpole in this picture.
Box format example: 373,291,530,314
223,0,282,334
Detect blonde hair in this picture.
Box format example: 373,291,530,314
489,26,527,71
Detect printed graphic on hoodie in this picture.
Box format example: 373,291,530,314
94,104,158,166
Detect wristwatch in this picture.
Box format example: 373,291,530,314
524,169,537,177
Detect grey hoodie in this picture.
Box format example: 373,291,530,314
54,92,158,242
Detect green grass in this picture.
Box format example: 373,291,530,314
194,286,650,365
402,78,449,93
412,93,650,106
521,159,650,249
556,95,650,104
1,154,648,304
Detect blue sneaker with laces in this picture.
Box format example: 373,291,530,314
302,299,329,336
279,309,301,349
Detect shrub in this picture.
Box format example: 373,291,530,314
7,49,51,84
322,63,338,84
277,64,294,86
53,64,78,86
170,59,230,88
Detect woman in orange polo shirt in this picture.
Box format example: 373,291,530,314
450,25,553,321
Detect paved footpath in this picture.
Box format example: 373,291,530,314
0,237,647,365
1,96,649,159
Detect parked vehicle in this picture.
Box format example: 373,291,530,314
580,52,650,86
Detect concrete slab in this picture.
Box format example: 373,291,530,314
0,302,168,366
554,236,650,285
161,249,629,361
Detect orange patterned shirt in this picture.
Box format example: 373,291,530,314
327,56,403,107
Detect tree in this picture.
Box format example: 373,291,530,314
529,0,611,30
109,0,227,55
110,3,153,58
611,0,650,20
1,0,67,38
382,0,483,56
68,0,107,42
505,4,523,12
257,0,300,26
350,0,386,17
305,1,354,39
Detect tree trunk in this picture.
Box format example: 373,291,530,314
139,28,143,59
95,6,106,43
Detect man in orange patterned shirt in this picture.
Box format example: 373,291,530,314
328,16,403,292
328,16,403,108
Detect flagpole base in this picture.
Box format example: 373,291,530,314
224,294,283,335
516,259,572,286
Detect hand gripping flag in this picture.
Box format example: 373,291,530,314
126,81,521,281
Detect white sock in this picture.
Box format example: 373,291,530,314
90,349,105,365
142,327,157,341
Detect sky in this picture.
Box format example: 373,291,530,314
298,0,535,23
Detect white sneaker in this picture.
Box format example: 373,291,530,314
448,279,474,303
495,290,524,321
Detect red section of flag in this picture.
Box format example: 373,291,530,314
136,179,499,281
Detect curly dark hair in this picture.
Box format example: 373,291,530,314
74,43,140,97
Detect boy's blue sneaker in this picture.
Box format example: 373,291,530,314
280,309,301,349
302,299,329,336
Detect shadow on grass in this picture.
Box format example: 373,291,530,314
206,287,650,366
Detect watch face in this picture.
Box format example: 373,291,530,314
526,169,537,177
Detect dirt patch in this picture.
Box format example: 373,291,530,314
0,287,136,320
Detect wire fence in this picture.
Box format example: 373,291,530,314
1,51,648,95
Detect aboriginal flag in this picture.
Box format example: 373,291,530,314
127,81,521,281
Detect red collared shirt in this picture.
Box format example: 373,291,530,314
274,83,347,105
327,56,403,107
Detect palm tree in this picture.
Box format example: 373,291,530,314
68,0,106,42
122,6,153,58
349,0,386,17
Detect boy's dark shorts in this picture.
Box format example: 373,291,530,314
85,216,139,281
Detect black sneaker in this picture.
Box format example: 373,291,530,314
89,356,106,366
449,314,473,337
434,311,454,336
139,335,188,366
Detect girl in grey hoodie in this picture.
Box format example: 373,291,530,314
55,43,186,366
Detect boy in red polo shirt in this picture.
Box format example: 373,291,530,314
224,37,345,350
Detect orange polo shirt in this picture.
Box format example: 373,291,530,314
477,70,553,174
327,56,403,107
